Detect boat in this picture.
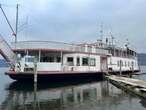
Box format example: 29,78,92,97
0,34,140,81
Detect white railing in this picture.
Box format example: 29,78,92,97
11,41,109,55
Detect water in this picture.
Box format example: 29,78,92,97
0,67,146,110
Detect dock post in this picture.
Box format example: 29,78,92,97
120,60,122,76
33,82,37,110
61,51,63,71
34,58,37,83
130,62,134,78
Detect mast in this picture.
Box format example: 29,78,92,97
15,4,19,44
110,32,115,56
0,4,16,36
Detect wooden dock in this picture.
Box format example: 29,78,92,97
106,75,146,98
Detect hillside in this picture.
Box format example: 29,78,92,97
0,59,8,67
138,53,146,65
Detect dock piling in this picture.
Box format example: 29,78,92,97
34,58,37,83
120,60,122,76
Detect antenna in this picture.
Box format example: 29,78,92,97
125,38,130,48
110,32,114,46
100,22,103,42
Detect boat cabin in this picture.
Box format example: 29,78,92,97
12,41,109,73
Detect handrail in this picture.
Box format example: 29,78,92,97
0,34,17,67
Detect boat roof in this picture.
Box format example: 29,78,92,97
11,41,110,56
11,40,136,56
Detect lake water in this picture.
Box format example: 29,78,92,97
0,67,146,110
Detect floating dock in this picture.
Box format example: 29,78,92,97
106,75,146,99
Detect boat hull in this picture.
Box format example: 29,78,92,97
5,71,104,82
5,70,140,82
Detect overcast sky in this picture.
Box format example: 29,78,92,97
0,0,146,52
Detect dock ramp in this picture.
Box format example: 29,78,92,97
106,75,146,98
0,34,17,67
106,75,146,88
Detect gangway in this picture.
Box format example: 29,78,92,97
106,75,146,98
0,34,17,67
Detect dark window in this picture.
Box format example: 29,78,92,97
67,57,74,66
48,57,54,62
82,57,89,66
40,56,54,62
67,57,73,62
25,57,34,62
40,57,47,62
56,57,61,62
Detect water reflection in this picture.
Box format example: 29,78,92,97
1,80,146,110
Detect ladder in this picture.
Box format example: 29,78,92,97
0,34,17,67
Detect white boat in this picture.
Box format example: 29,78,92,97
0,34,139,81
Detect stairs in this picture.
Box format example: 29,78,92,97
0,34,17,67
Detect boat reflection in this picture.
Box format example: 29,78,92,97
1,80,145,110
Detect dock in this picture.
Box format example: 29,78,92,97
106,75,146,98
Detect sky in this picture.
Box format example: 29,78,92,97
0,0,146,53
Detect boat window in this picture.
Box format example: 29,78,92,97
40,57,47,62
56,57,61,62
67,57,74,66
77,57,80,66
87,46,92,52
48,57,54,62
90,58,96,66
40,56,54,62
82,57,89,66
25,57,34,62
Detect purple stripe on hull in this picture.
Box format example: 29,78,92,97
5,70,140,82
6,71,103,82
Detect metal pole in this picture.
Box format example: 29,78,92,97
100,23,103,42
38,50,41,62
120,60,122,76
34,58,37,83
131,62,134,78
33,82,37,110
0,4,16,36
15,4,19,43
61,51,63,71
